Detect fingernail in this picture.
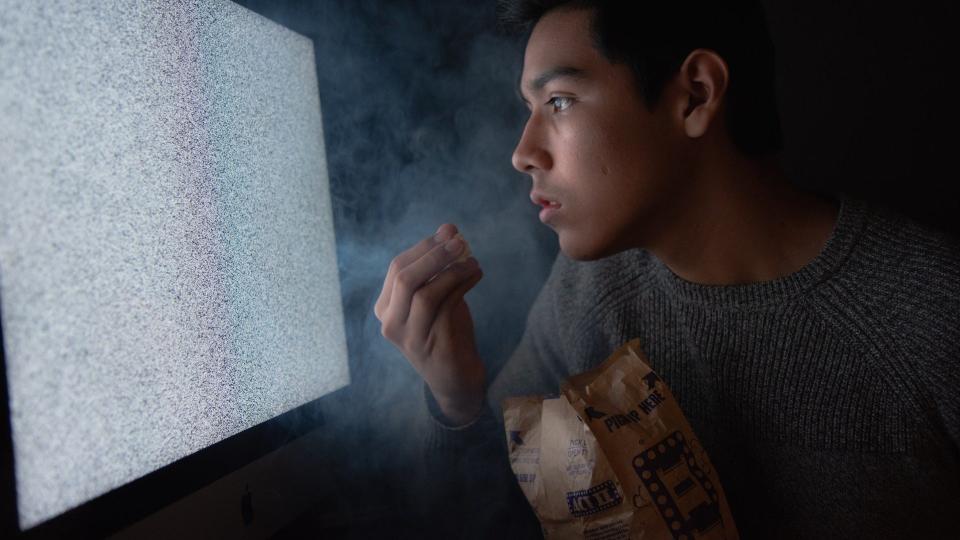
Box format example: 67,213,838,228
434,228,452,243
444,238,463,254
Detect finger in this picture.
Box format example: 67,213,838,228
374,223,458,320
435,260,483,322
421,268,483,342
389,235,470,324
407,258,481,342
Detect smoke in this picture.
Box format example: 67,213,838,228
233,0,556,527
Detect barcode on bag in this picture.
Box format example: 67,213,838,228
566,480,622,517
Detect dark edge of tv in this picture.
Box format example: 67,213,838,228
0,299,345,539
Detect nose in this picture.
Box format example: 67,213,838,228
511,116,552,174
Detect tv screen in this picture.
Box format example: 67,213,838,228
0,0,349,530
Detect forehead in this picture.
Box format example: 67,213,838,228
521,8,600,87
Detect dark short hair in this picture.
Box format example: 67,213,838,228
497,0,783,157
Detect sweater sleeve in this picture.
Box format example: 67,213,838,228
864,210,960,450
819,207,960,452
895,229,960,450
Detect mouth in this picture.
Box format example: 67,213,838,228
530,192,562,223
530,192,561,208
535,199,562,223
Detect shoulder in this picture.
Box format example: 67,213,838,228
838,201,960,327
859,202,960,276
860,207,960,446
820,201,960,417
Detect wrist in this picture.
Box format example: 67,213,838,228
434,391,484,426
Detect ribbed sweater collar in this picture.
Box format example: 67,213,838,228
649,197,869,309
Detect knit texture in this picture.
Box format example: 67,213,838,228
420,198,960,538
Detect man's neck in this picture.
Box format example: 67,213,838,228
647,152,839,286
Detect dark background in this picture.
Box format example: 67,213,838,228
228,0,959,537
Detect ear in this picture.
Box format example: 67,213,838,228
676,49,729,139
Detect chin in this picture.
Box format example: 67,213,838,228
558,233,616,262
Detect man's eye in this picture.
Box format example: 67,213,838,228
547,96,573,113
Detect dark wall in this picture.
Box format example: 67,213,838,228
766,0,959,234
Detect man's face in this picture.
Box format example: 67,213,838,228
513,7,688,260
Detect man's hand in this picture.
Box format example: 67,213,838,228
374,223,485,425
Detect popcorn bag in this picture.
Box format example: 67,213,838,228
503,396,633,539
503,339,738,539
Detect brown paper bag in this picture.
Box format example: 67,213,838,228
563,339,738,539
504,396,633,539
504,339,738,539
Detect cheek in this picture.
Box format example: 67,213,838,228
592,120,641,177
564,138,628,218
560,113,656,216
599,122,672,199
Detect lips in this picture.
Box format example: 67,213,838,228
530,191,561,209
531,191,562,223
537,199,561,209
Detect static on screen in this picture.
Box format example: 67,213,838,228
0,0,349,529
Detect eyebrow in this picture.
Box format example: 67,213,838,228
517,66,588,104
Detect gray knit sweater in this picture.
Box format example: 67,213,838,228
421,198,960,538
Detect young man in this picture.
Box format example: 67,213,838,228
375,1,960,537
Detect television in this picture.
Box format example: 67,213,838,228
0,0,350,537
